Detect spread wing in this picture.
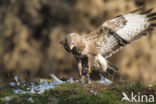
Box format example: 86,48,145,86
87,7,156,58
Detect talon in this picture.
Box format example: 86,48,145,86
80,75,86,84
86,74,91,84
88,66,91,74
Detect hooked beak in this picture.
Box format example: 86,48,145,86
69,45,74,50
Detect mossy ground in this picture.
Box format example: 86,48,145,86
0,82,156,104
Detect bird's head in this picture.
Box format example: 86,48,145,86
65,33,81,50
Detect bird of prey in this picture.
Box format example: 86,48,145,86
60,7,156,83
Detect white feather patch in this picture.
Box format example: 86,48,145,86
99,35,118,56
116,13,149,41
94,54,108,72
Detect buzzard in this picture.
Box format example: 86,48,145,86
60,7,156,83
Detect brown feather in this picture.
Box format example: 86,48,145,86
150,23,156,27
147,12,156,17
114,15,122,18
149,17,156,21
141,8,153,15
130,6,144,13
85,26,107,41
102,15,127,31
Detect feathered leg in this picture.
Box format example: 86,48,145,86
78,61,82,76
84,54,95,83
95,54,108,72
78,61,85,83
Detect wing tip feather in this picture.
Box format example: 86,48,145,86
149,17,156,21
141,8,153,15
147,12,156,17
130,6,145,13
150,23,156,27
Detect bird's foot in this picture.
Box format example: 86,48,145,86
80,65,92,84
80,75,91,84
80,75,86,84
86,66,92,83
86,74,91,84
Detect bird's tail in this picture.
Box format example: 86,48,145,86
107,61,118,73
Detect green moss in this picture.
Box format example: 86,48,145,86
113,82,144,93
0,82,155,104
0,85,14,98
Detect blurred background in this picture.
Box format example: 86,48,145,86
0,0,156,83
